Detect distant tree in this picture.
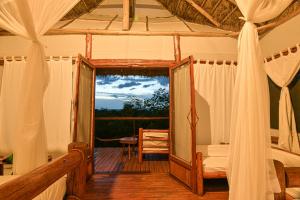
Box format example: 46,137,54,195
144,88,169,111
123,96,144,111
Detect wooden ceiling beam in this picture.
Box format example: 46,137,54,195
221,6,237,24
211,0,223,15
184,0,221,27
201,0,207,7
46,28,238,37
226,0,236,5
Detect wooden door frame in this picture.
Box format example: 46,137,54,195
73,54,96,179
169,56,197,193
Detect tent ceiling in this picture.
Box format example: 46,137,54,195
0,0,299,35
60,0,300,33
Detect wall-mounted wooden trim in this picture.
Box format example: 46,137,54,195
90,59,175,68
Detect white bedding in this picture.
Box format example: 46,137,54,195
196,144,300,171
286,188,300,199
0,175,66,200
196,145,228,172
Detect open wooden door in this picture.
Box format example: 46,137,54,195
169,56,197,192
73,54,96,179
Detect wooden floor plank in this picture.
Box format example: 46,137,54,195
94,148,169,173
83,173,228,200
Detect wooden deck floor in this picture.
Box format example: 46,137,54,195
89,147,228,199
83,173,228,200
94,148,169,173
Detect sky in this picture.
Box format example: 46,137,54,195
95,75,169,110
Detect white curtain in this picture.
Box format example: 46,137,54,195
265,45,300,153
44,59,73,157
0,59,73,158
194,61,236,144
173,63,192,162
228,1,293,200
0,0,79,174
0,60,26,155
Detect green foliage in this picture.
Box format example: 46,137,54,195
95,88,169,147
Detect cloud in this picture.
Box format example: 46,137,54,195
143,84,155,88
96,75,119,85
156,77,169,86
117,81,141,88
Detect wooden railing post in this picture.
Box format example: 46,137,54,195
67,142,88,200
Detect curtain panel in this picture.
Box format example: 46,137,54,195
0,0,79,174
194,61,236,145
265,45,300,153
228,0,293,200
0,59,73,160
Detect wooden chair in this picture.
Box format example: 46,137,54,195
138,128,169,163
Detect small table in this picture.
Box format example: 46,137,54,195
119,137,137,160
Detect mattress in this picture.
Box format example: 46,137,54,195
286,188,300,199
196,144,300,171
271,147,300,167
196,145,229,172
0,175,66,200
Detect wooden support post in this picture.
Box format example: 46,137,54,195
123,0,130,30
85,33,92,60
196,152,204,196
173,35,181,63
138,128,143,163
67,142,88,200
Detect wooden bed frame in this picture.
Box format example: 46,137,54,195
138,128,169,163
196,151,300,199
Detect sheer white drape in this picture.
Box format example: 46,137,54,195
44,59,73,157
228,0,293,200
0,59,73,159
265,46,300,153
0,0,79,174
194,61,236,144
0,60,26,155
174,64,192,162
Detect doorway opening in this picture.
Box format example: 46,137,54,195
93,66,170,174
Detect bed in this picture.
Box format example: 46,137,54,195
196,144,300,199
138,128,169,163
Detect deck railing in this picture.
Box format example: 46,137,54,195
95,116,169,138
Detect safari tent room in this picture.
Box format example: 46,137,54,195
0,0,300,200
